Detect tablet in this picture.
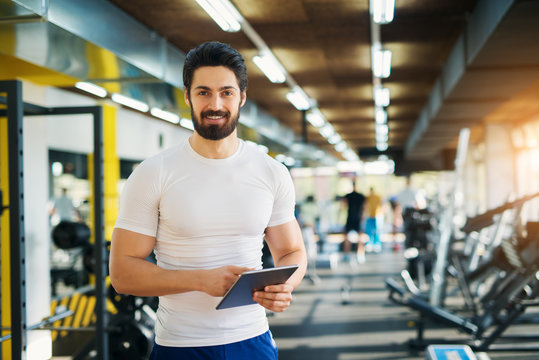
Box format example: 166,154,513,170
216,264,299,310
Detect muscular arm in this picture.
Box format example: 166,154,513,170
109,228,249,297
252,219,307,312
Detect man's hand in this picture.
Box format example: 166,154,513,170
252,283,294,312
200,265,251,297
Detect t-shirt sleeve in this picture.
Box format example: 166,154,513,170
114,156,161,237
267,162,296,227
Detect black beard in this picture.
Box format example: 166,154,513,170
191,108,240,141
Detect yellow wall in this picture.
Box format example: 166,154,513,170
0,106,11,360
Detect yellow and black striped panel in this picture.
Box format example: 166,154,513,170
49,285,120,342
50,289,95,341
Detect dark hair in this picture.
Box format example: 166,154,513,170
183,41,248,94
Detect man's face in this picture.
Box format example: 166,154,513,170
185,66,246,141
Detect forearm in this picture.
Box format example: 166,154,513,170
110,255,203,297
273,248,307,289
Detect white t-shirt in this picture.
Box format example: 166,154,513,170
114,138,296,347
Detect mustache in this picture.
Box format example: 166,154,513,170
201,110,229,118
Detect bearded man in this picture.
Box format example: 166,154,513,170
110,41,307,360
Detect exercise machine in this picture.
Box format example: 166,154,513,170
387,221,539,352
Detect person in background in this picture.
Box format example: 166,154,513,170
364,187,383,253
109,41,307,360
298,195,321,283
396,176,426,249
49,187,77,225
342,180,366,264
396,177,421,213
389,196,403,251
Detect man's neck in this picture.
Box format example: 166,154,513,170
189,132,239,159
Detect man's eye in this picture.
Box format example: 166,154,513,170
223,91,233,96
198,91,207,96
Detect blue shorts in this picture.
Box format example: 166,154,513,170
149,330,278,360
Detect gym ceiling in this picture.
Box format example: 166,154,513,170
2,0,539,172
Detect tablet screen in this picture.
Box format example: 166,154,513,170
216,264,299,310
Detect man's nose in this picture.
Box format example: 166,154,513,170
207,94,223,110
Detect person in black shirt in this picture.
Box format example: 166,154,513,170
342,180,366,264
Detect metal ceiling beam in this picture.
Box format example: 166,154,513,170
405,0,514,159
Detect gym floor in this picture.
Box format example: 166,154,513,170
268,246,539,360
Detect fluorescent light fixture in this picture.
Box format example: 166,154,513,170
364,158,394,175
335,141,347,153
343,149,359,161
313,150,326,160
370,0,395,24
275,154,287,163
374,86,390,107
111,93,149,112
150,107,180,124
328,134,342,145
180,118,194,130
373,49,392,78
284,156,296,167
306,108,326,127
376,123,389,136
246,140,269,154
291,143,306,153
375,107,388,124
319,123,335,139
253,51,286,83
195,0,243,32
376,141,388,151
286,87,311,110
75,81,107,98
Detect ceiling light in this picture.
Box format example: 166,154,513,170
275,154,287,163
291,143,306,153
373,49,392,78
150,107,180,124
195,0,243,32
306,108,325,127
374,86,390,107
364,158,394,175
284,156,296,167
370,0,395,24
335,141,347,153
343,149,359,161
253,51,286,83
313,150,326,159
376,133,389,142
319,123,335,139
328,134,342,145
376,141,388,151
376,123,389,136
286,87,311,110
375,107,387,124
180,118,194,130
75,82,107,98
111,93,149,112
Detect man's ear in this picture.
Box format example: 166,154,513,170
184,89,191,108
240,91,247,107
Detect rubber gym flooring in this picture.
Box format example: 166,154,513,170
268,247,539,360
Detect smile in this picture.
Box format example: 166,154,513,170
202,110,230,124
